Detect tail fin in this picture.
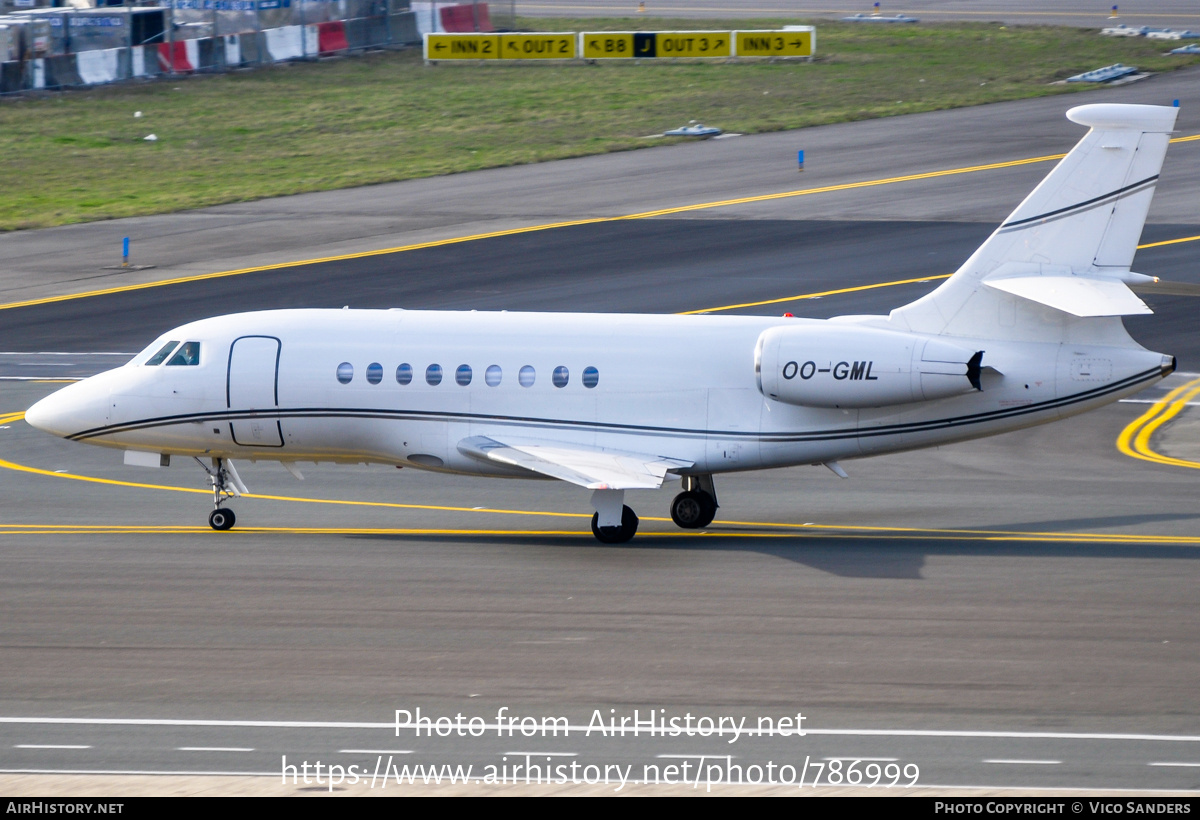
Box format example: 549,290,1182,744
890,103,1179,341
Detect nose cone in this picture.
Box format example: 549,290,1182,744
25,378,110,438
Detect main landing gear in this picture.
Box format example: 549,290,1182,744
591,505,639,544
588,476,719,543
670,475,718,530
195,456,246,531
590,488,638,544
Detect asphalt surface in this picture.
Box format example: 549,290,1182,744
2,81,1200,795
518,0,1200,29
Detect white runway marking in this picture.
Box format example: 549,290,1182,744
1120,399,1200,406
1,768,280,776
1149,761,1200,767
14,745,91,750
4,716,1200,743
0,352,135,356
338,749,413,754
984,759,1062,765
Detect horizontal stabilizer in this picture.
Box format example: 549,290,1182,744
984,273,1150,317
458,436,692,490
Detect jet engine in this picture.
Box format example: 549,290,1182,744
755,324,983,409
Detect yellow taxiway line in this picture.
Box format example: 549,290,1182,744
1116,377,1200,471
5,257,1200,536
5,133,1200,537
0,151,1060,312
1138,233,1200,250
691,233,1200,314
4,404,1200,542
1,521,1199,544
1,134,1195,314
681,274,952,313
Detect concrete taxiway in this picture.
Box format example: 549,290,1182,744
2,71,1200,795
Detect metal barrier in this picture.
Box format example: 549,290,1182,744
411,2,515,35
0,0,421,95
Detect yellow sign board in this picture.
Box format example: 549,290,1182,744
583,31,732,59
734,29,815,58
653,32,732,58
426,29,815,62
581,33,634,60
425,33,500,60
500,33,576,60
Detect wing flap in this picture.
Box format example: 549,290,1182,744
458,436,692,490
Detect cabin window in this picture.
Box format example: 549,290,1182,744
552,366,569,388
518,365,536,387
426,364,443,386
144,341,179,366
396,363,413,385
336,362,354,384
166,341,201,366
485,365,502,386
456,364,472,386
583,366,599,388
366,362,383,384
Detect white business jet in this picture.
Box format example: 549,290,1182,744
25,104,1183,542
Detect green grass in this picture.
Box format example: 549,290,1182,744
2,17,1195,230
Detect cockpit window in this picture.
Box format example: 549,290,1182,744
144,341,180,366
166,341,201,366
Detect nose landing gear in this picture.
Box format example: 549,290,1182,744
195,456,247,531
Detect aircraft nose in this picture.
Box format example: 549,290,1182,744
25,379,109,438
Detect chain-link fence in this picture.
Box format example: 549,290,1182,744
0,0,425,94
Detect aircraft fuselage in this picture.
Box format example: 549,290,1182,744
28,308,1172,476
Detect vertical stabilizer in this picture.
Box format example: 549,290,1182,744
889,103,1178,341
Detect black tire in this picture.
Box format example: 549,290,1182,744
209,508,236,531
590,505,639,544
670,490,716,529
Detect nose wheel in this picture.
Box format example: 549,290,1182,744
208,508,236,531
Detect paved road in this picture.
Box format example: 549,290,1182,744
1,84,1200,795
3,370,1200,792
517,0,1200,29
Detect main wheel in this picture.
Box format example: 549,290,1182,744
590,505,639,544
670,490,716,529
208,508,236,531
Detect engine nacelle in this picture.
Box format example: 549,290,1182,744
755,324,983,408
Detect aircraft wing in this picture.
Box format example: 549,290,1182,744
457,436,692,490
